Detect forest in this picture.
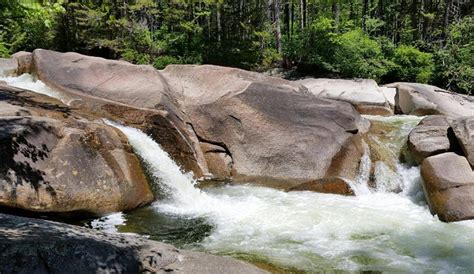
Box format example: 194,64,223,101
0,0,472,94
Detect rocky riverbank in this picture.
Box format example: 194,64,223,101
1,49,473,272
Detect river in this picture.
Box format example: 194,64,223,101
3,74,474,272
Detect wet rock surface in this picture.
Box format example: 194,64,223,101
0,213,267,274
421,152,474,222
407,115,453,164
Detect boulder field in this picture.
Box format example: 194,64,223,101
2,49,474,222
408,115,474,222
25,49,371,188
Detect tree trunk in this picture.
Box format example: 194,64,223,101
274,0,282,54
332,0,340,27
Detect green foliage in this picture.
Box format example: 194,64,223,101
331,29,388,80
434,17,474,94
0,0,471,94
390,45,434,83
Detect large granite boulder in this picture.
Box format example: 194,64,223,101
0,84,153,216
297,78,394,115
163,65,369,184
387,82,474,117
30,49,207,178
407,115,453,164
421,152,474,222
0,213,266,274
450,117,474,166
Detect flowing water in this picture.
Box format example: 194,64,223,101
100,120,474,273
3,74,474,272
0,73,73,104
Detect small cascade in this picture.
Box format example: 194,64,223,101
0,73,72,104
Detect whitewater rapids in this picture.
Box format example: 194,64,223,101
103,120,474,272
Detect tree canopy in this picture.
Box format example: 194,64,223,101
0,0,473,93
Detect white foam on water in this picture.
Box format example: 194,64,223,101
0,73,72,104
106,119,474,272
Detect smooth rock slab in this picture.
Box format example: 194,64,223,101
297,78,392,115
0,213,266,274
421,152,474,222
387,82,474,117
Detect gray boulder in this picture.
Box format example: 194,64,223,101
450,116,474,166
421,152,474,222
407,115,452,164
0,213,266,274
162,65,371,185
387,82,474,117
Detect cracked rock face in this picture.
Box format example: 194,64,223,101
0,84,153,216
164,65,369,184
0,213,267,274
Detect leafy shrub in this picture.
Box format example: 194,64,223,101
331,29,389,80
390,45,434,83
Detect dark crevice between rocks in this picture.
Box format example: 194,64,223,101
447,127,465,157
186,122,234,163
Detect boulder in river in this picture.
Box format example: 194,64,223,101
421,152,474,222
297,78,394,115
162,65,371,185
0,213,266,274
407,115,453,164
387,82,474,117
0,84,153,216
450,116,474,167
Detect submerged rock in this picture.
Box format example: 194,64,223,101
0,213,266,274
387,82,474,117
297,78,393,115
0,84,153,216
421,152,474,222
288,177,354,196
408,115,453,164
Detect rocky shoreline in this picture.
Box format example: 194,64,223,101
1,49,473,272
